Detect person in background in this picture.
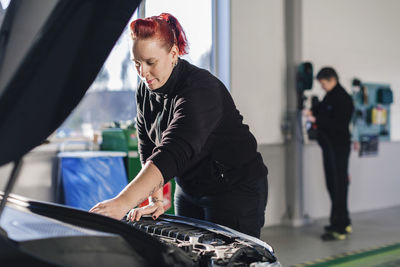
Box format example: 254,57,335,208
90,13,269,238
305,67,354,241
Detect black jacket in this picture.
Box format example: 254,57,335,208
315,84,354,145
136,59,268,196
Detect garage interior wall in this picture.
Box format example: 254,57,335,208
231,0,400,226
302,0,400,220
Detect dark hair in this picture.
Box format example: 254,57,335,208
316,67,339,81
130,13,188,56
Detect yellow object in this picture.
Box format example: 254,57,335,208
371,107,387,125
332,232,347,240
345,225,353,234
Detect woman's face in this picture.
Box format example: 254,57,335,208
131,37,178,90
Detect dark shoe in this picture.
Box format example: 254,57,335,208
324,224,352,234
321,231,347,241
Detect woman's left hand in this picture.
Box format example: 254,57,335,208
127,201,164,222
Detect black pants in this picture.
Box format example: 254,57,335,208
318,134,351,232
174,175,268,238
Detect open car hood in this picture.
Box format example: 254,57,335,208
0,0,140,166
0,192,279,266
0,192,194,266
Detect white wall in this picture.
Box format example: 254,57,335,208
258,144,287,226
231,0,286,145
303,142,400,219
302,0,400,140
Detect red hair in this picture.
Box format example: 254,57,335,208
130,13,188,56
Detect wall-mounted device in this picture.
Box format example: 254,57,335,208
296,62,313,110
297,62,313,92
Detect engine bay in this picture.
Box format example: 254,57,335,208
126,216,277,266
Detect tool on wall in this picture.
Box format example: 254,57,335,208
351,78,394,157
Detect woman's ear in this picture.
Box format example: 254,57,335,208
170,44,179,60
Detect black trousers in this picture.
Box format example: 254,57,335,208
318,133,351,232
174,175,268,238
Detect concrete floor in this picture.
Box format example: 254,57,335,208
260,206,400,266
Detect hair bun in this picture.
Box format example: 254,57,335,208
130,13,188,56
158,13,188,56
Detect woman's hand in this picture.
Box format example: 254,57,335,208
89,161,164,221
127,201,164,222
89,197,129,220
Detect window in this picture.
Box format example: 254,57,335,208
56,1,215,140
56,9,139,139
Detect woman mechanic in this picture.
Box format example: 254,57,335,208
90,13,268,238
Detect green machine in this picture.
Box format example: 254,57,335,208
101,125,175,214
351,79,394,156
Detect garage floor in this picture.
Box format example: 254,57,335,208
260,206,400,266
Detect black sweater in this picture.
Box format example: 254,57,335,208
136,59,268,196
315,84,354,145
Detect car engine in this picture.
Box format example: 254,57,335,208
126,216,279,267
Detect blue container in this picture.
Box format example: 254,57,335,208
58,151,128,211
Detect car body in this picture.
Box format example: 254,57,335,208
0,193,279,266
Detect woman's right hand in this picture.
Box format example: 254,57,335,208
89,197,129,220
127,201,165,222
